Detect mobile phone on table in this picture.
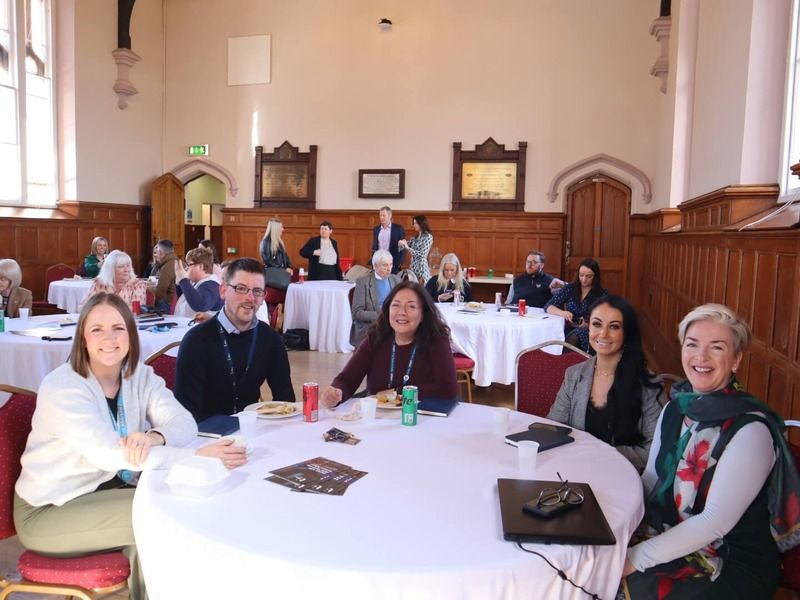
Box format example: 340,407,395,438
522,497,581,519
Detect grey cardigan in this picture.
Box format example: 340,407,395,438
546,356,665,472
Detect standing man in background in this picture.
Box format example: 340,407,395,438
371,206,405,274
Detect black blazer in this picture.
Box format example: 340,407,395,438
371,222,406,274
299,236,343,281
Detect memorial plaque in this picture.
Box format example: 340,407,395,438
261,164,308,198
461,162,517,200
358,169,405,199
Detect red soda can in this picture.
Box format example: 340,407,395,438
132,300,141,315
471,267,477,278
303,382,319,422
518,299,526,316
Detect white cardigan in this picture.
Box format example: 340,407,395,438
16,362,198,507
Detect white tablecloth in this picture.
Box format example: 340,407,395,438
282,280,355,353
0,315,192,392
46,279,94,313
438,303,566,386
133,403,643,600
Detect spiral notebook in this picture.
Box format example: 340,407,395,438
497,478,616,545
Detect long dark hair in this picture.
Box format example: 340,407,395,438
371,281,450,349
571,257,603,305
413,215,433,236
589,295,661,446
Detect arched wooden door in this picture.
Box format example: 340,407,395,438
564,174,630,296
150,173,185,258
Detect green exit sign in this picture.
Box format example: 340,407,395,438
188,144,209,156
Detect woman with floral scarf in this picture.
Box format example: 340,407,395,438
621,304,800,599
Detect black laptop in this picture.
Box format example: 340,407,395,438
497,478,616,545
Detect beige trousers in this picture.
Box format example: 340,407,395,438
13,489,147,600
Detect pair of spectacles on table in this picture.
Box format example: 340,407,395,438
535,472,585,508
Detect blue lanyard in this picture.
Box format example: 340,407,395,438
388,339,417,390
107,388,134,484
218,321,259,409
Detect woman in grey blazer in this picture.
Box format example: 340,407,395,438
547,295,665,472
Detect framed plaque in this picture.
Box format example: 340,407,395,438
254,141,317,209
358,169,405,199
452,138,527,211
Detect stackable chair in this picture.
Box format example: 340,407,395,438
453,353,475,403
514,340,590,417
32,263,76,315
0,384,130,600
144,341,181,391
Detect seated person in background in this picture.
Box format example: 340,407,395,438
350,249,401,347
85,250,147,311
0,258,33,317
545,257,607,352
425,253,473,303
198,239,223,278
547,295,664,472
299,220,343,281
323,281,458,408
622,304,800,599
506,250,563,307
141,245,158,279
147,240,177,313
13,293,245,600
82,236,108,278
174,258,295,422
173,247,223,317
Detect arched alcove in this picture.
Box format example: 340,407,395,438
547,154,652,214
169,158,239,203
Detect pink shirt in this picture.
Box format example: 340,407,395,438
377,224,391,251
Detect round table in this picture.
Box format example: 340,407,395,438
282,280,355,353
437,303,567,386
46,279,94,313
0,314,193,392
133,403,644,600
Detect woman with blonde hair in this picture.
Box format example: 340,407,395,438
83,236,108,278
424,253,472,303
259,217,293,290
84,250,147,311
0,258,33,317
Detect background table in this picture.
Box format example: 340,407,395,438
438,303,566,386
133,403,644,600
282,280,355,353
46,279,94,313
0,314,192,392
464,275,514,302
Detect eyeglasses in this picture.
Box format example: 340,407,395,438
228,283,266,298
185,262,197,267
526,260,542,265
535,472,585,508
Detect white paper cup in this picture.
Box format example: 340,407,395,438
499,308,511,317
238,411,257,438
18,308,29,320
360,397,378,421
517,440,540,477
492,407,510,434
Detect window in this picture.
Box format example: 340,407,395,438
0,0,56,205
781,0,800,199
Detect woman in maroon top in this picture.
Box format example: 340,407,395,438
322,281,458,407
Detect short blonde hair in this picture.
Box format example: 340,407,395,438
0,258,22,288
678,303,752,354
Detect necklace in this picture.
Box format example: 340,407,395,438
596,369,615,377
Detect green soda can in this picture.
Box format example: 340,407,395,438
401,385,418,427
0,309,4,333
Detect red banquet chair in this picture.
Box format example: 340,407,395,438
144,341,181,391
514,340,590,417
32,263,77,316
453,353,475,403
0,384,130,600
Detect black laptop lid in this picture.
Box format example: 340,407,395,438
497,478,616,546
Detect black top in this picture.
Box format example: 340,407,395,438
174,313,296,421
511,272,554,308
299,236,343,281
424,277,473,303
260,237,292,269
585,401,612,444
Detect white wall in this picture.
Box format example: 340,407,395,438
163,0,663,212
69,0,164,204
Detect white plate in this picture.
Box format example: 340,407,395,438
376,400,403,410
244,401,302,420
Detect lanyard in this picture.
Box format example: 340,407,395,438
388,339,417,390
107,388,134,484
218,321,259,408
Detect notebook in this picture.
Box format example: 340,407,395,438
497,478,616,545
197,415,240,438
504,427,574,450
417,398,458,417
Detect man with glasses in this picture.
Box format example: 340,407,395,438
174,257,295,421
506,251,564,308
